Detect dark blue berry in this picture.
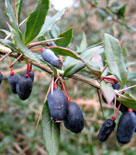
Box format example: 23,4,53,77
16,76,33,100
98,119,116,142
47,89,67,121
116,112,136,144
8,74,20,94
42,49,62,68
64,102,84,133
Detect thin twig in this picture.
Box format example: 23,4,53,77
118,84,136,93
0,51,12,62
97,89,104,119
28,38,64,48
101,64,107,74
9,54,23,68
5,18,27,40
115,90,134,101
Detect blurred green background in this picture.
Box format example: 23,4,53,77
0,0,136,154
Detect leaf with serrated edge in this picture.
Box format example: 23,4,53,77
25,0,49,45
37,9,66,38
41,101,60,155
101,81,115,104
55,28,73,47
104,34,127,87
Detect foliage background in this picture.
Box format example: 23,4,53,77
0,0,136,154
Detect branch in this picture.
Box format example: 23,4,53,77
0,44,100,88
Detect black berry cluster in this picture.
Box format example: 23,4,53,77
7,62,34,100
47,78,84,134
100,82,136,144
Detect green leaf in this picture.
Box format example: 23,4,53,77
37,9,66,38
16,0,22,23
81,46,103,71
63,56,85,77
100,81,115,104
11,27,40,63
117,92,136,110
24,0,49,45
0,29,10,36
127,72,136,82
110,3,127,19
80,32,87,51
0,39,17,51
49,46,82,60
55,28,73,47
41,101,60,155
5,0,22,40
104,34,127,87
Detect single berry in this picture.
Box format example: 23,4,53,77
41,49,62,68
22,70,34,82
64,102,84,133
16,76,33,100
116,112,136,144
112,82,121,90
98,119,116,142
8,74,20,94
0,72,3,84
47,89,67,121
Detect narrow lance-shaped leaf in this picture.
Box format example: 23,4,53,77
11,26,40,63
104,34,127,87
49,46,83,60
55,28,73,47
5,0,22,40
41,101,60,155
80,32,88,51
0,39,17,51
24,0,49,45
37,8,66,38
100,80,115,104
16,0,22,23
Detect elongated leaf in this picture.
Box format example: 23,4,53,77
104,34,127,87
24,0,49,45
117,92,136,110
100,81,115,104
49,46,82,60
37,9,66,38
5,0,22,40
0,39,17,51
0,29,10,36
16,0,22,23
55,28,73,47
11,27,40,63
41,101,60,155
80,32,87,51
127,72,136,82
63,63,84,77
